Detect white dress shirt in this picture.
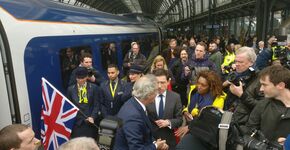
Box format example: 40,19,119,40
155,91,167,117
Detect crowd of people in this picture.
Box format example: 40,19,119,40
1,34,290,150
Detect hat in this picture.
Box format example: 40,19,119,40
129,65,143,74
75,67,88,78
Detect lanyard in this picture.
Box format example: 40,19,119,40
110,81,118,98
78,86,88,103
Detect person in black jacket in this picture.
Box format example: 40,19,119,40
122,42,146,78
69,53,103,86
67,67,101,139
170,49,189,106
245,65,290,145
223,47,264,126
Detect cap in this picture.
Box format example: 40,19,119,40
75,67,88,78
129,65,143,74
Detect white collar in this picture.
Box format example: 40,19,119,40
159,90,167,97
134,97,146,112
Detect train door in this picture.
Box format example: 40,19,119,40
0,49,12,128
0,22,20,128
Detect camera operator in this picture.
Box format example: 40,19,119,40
69,53,104,86
223,47,263,126
271,40,290,69
247,65,290,143
245,65,290,147
255,36,290,71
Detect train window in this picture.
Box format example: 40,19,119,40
99,42,118,71
140,36,154,58
121,40,132,59
59,46,92,89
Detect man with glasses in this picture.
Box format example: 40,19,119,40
123,42,146,78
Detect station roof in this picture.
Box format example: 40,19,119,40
55,0,290,27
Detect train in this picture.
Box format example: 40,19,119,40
0,0,159,138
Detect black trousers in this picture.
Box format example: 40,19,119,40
71,121,98,140
176,134,214,150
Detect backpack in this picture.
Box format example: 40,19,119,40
188,106,243,150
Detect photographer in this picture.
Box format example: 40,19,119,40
245,65,290,146
69,53,104,86
223,47,263,126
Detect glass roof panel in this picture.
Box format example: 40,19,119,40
122,0,142,13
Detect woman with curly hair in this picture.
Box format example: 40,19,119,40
175,70,227,138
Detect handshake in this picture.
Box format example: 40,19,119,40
155,138,169,150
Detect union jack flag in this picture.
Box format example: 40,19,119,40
41,78,79,150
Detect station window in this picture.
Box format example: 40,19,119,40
99,42,118,71
59,45,92,89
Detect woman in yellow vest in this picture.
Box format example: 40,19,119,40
175,70,227,137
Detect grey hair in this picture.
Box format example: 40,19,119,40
235,46,257,63
132,74,158,101
131,42,138,47
58,137,99,150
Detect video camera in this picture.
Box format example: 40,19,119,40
87,68,97,77
272,45,290,68
98,117,122,150
241,129,283,150
271,36,290,69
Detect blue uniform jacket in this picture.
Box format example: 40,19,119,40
100,80,131,116
67,82,101,126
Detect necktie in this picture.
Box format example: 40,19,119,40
159,95,164,118
111,81,115,88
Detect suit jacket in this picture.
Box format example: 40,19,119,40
100,79,131,116
114,98,156,150
67,82,101,126
146,90,183,149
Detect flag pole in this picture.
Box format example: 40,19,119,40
42,77,99,128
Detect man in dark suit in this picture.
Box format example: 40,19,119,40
147,69,183,150
67,67,101,139
114,74,168,150
100,64,130,117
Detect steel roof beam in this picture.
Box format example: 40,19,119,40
159,0,182,20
